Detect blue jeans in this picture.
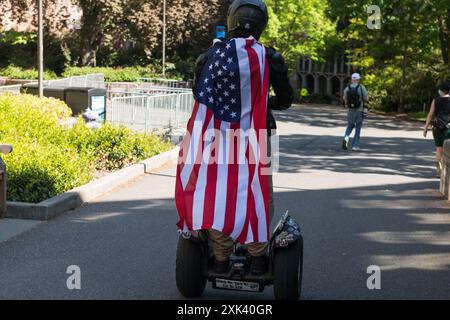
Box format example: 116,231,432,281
344,110,364,148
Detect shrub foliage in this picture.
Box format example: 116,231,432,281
0,94,172,203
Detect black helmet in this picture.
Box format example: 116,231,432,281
227,0,269,40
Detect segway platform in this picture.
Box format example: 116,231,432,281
176,211,303,300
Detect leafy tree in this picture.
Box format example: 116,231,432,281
329,0,450,112
261,0,336,67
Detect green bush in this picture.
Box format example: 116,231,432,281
62,65,184,82
0,64,187,83
0,94,91,202
66,120,172,171
0,31,69,75
0,65,58,80
0,94,172,203
62,66,157,82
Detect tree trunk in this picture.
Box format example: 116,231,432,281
438,10,450,66
398,53,407,113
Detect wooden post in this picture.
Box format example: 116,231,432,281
162,0,167,78
38,0,44,97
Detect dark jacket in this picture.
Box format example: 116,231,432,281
192,44,293,132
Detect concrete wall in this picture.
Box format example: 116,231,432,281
440,140,450,200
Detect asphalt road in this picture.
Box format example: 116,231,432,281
1,104,449,300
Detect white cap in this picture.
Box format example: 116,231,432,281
352,73,361,80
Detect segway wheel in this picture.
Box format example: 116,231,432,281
176,236,207,298
273,236,303,300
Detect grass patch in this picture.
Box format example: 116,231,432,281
408,111,428,122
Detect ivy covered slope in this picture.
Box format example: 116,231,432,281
0,94,172,203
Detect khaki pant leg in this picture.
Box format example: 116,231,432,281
247,173,274,257
209,229,234,262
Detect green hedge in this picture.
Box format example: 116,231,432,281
0,65,184,82
0,65,58,80
62,65,183,82
0,93,172,203
62,66,157,82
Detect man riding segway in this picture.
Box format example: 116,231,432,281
175,0,302,299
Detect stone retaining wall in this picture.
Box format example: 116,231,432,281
440,140,450,200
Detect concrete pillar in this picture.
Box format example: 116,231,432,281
346,57,351,76
334,57,338,75
314,76,320,94
291,74,300,90
302,75,308,89
326,77,333,95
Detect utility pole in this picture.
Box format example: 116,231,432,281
37,0,44,97
162,0,166,78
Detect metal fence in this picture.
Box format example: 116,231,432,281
108,92,194,132
0,73,195,132
0,85,22,94
105,82,191,97
139,77,192,89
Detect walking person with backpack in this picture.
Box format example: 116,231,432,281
342,73,369,151
423,81,450,178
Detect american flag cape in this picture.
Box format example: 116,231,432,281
175,37,270,244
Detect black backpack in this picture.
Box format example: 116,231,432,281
346,84,362,109
433,96,450,131
433,115,449,131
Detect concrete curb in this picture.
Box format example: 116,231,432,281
5,147,180,221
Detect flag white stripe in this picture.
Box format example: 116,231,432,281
212,121,231,231
254,41,266,88
246,222,254,244
180,104,207,189
230,38,252,240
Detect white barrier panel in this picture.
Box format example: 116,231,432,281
105,82,191,96
139,77,192,89
109,92,194,132
45,73,106,88
0,85,22,94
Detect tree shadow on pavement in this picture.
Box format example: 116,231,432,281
277,134,436,179
48,180,448,300
275,104,423,132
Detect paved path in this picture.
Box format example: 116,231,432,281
1,104,449,300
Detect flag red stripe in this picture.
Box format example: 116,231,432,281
222,121,240,234
259,52,271,236
244,39,264,242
